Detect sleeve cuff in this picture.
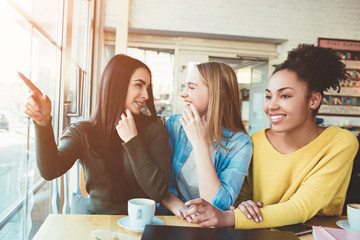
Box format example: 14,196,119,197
234,209,244,229
212,186,231,210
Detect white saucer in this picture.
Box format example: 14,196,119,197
336,220,360,232
117,216,164,232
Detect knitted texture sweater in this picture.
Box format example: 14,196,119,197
35,117,170,214
234,126,359,229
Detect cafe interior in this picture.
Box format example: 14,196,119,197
0,0,360,239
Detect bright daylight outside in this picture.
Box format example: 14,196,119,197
0,0,59,239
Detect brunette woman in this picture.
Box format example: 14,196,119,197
23,54,170,214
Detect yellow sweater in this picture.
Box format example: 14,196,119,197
234,126,359,229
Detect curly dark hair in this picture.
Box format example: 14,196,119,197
273,44,348,96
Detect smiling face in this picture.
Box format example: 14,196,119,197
263,69,316,133
124,67,151,115
181,68,209,116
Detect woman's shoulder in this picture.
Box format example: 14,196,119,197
167,114,181,123
165,114,182,130
63,121,87,134
220,128,252,148
325,125,352,134
250,128,268,142
138,117,168,139
63,121,98,139
322,126,358,146
146,117,166,129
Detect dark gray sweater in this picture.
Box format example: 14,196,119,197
34,118,170,214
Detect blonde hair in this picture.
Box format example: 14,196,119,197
196,61,247,151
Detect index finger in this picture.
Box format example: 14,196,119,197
17,72,42,94
189,103,200,119
125,109,133,119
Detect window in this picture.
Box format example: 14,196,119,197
0,0,62,238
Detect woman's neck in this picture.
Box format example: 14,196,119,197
266,120,324,155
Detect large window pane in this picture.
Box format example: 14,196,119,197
0,182,51,240
0,0,32,221
0,205,26,239
7,0,62,46
0,1,62,239
31,27,61,119
6,0,33,19
68,0,91,116
28,182,51,239
72,0,90,69
27,28,62,184
33,0,63,45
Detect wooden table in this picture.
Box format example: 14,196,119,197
33,214,346,240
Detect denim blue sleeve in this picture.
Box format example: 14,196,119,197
211,133,253,210
166,115,179,196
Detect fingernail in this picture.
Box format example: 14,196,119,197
35,106,40,111
259,216,263,221
255,218,259,223
247,214,251,219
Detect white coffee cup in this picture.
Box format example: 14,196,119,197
347,203,360,230
128,198,155,228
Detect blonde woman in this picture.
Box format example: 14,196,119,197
161,62,252,221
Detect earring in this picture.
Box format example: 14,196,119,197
311,106,315,109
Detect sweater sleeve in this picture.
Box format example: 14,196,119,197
122,119,171,202
234,132,359,229
34,122,82,180
212,134,253,210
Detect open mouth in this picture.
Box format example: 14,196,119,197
270,114,286,122
184,100,192,106
135,101,144,108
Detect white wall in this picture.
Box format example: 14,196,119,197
129,0,360,59
125,0,360,126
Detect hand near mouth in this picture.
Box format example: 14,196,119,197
180,103,207,147
116,109,138,143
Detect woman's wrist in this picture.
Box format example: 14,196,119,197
34,115,52,127
122,134,137,144
192,140,211,159
223,210,236,228
191,138,208,149
162,193,185,215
